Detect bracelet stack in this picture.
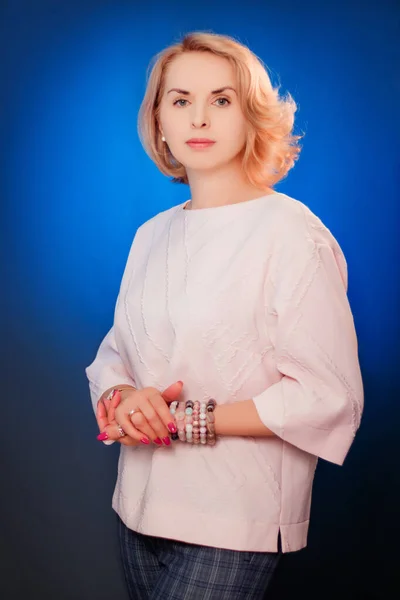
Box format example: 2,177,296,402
169,399,217,446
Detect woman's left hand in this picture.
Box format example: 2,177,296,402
96,392,141,446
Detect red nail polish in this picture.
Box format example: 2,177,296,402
154,438,163,446
162,437,171,446
140,437,150,445
97,432,108,441
168,422,177,433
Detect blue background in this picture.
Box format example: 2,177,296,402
2,1,399,598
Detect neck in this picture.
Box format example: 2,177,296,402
185,160,273,210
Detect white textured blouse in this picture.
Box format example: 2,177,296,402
85,192,364,553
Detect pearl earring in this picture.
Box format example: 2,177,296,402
161,135,166,142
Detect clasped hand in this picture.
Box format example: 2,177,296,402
96,381,183,447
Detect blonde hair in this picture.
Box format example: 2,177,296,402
137,31,303,189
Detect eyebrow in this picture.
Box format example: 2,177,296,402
167,86,237,95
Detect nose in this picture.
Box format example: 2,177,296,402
191,118,209,129
191,105,210,129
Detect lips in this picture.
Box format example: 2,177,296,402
187,138,215,143
186,139,216,148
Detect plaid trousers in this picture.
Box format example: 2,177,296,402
117,513,282,600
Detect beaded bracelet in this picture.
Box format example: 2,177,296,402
169,400,181,441
192,401,200,444
175,401,187,442
169,398,217,446
206,398,216,446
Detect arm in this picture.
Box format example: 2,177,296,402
85,312,137,416
85,225,146,415
215,208,364,466
214,400,275,437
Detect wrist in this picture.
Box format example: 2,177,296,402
119,386,137,402
213,399,275,437
169,399,217,446
101,385,136,403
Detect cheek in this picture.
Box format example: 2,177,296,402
223,121,247,150
221,110,247,137
160,105,183,130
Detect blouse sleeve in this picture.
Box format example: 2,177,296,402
84,222,147,416
252,208,364,465
85,296,136,416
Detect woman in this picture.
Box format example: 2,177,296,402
85,31,364,599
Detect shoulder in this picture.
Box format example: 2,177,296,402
135,203,180,237
129,203,180,247
266,192,348,287
266,192,341,249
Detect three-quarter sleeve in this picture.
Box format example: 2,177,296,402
85,299,136,415
85,223,147,416
252,208,364,465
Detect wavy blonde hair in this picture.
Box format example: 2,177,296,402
137,31,303,189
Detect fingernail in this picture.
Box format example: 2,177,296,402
154,438,163,446
177,381,183,385
168,422,177,433
140,437,150,445
162,437,171,446
97,432,108,441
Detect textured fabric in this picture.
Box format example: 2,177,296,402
85,192,364,553
117,514,281,600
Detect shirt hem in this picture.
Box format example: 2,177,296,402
112,499,309,554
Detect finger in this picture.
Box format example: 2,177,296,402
146,389,179,436
129,411,165,446
96,422,127,442
139,402,172,441
118,436,141,447
108,389,122,422
96,400,110,431
161,381,184,403
96,401,116,445
103,399,112,423
125,391,172,442
110,411,153,446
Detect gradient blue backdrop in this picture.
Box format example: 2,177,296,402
2,1,399,599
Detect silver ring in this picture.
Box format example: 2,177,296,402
128,409,136,417
116,423,125,438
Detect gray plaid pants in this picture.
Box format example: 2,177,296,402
117,513,282,600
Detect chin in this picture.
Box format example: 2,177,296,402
186,150,233,164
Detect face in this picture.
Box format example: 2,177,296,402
158,52,248,175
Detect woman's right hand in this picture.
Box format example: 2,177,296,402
96,381,183,446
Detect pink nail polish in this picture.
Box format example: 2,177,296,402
168,422,177,433
140,437,150,445
162,437,171,446
97,432,108,441
154,438,163,446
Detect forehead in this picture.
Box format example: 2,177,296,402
164,52,235,89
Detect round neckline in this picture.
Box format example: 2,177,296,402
179,192,280,214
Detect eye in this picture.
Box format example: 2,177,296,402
214,97,231,106
173,98,189,107
172,97,231,107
